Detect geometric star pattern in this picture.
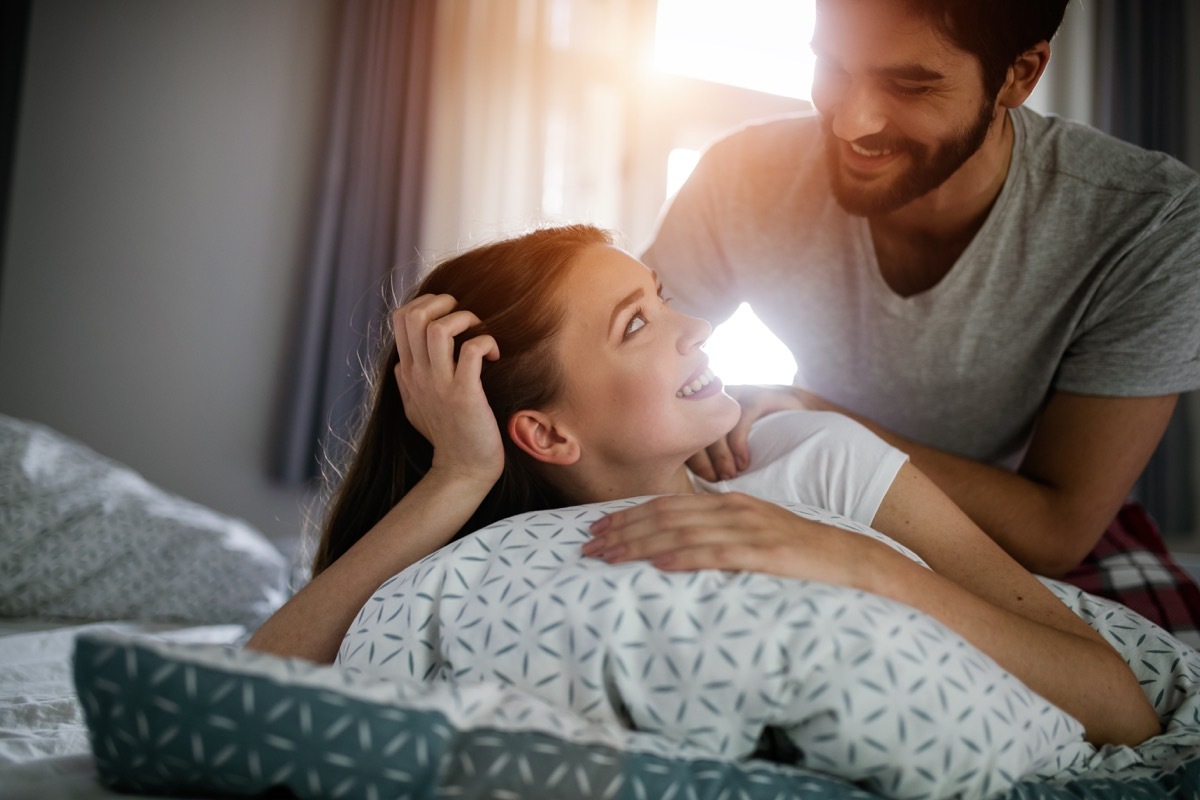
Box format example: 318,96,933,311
74,631,880,800
74,533,1200,800
74,626,1200,800
337,497,1086,799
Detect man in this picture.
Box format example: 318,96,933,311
640,0,1200,632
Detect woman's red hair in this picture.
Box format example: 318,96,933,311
312,224,613,575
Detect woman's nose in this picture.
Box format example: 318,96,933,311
677,311,712,354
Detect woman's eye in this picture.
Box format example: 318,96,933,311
624,313,647,338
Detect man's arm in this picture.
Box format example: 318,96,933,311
700,387,1178,577
899,390,1178,576
830,390,1177,576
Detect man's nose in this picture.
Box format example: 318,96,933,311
829,82,888,142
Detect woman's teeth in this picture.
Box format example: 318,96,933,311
677,367,715,398
850,142,892,157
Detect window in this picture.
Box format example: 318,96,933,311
654,0,817,101
646,0,815,385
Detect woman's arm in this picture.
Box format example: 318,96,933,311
587,481,1161,747
868,462,1161,744
247,295,504,663
245,468,494,663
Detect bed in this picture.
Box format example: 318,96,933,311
4,412,1200,800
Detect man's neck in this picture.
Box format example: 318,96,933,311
870,109,1015,296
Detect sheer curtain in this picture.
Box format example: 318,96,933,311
273,0,437,484
417,0,652,262
275,0,652,484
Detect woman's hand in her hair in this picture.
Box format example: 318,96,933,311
393,294,504,486
686,385,836,482
584,492,869,586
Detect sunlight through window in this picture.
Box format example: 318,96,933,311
654,1,812,385
704,303,798,386
666,147,701,198
654,0,817,100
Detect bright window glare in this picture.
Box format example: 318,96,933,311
666,147,700,197
704,303,798,385
654,0,817,100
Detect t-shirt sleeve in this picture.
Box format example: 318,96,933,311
1056,184,1200,396
735,410,909,525
640,133,747,327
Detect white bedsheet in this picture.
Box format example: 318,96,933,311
0,619,244,799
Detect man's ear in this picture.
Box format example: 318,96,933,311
997,40,1051,109
508,410,581,466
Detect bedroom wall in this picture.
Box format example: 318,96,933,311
0,0,338,545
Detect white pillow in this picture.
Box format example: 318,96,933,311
0,414,288,627
337,497,1084,800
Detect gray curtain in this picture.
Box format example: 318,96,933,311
1094,0,1197,534
272,0,436,484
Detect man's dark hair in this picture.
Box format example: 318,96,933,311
905,0,1069,98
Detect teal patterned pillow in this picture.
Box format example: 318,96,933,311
69,627,1200,800
74,631,880,800
337,498,1084,799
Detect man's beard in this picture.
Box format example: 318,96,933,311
823,98,996,217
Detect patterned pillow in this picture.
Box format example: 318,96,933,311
337,498,1084,800
68,621,1200,800
0,414,288,627
1037,576,1200,724
73,631,880,800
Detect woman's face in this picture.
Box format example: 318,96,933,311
547,244,741,476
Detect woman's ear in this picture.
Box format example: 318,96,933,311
508,410,581,466
997,40,1051,109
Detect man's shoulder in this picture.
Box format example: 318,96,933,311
692,111,830,218
1016,107,1200,200
704,111,824,168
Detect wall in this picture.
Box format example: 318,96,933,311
0,0,338,544
1024,0,1095,123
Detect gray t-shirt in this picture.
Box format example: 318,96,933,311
643,107,1200,466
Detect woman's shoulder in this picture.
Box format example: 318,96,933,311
730,410,907,522
746,409,879,454
743,409,906,483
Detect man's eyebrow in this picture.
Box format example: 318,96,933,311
811,45,946,83
609,286,645,336
873,63,945,82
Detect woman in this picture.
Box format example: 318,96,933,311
248,225,1159,747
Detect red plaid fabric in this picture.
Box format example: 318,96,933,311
1062,502,1200,649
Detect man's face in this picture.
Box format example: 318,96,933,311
810,0,1001,217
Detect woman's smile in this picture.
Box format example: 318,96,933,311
677,365,721,399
